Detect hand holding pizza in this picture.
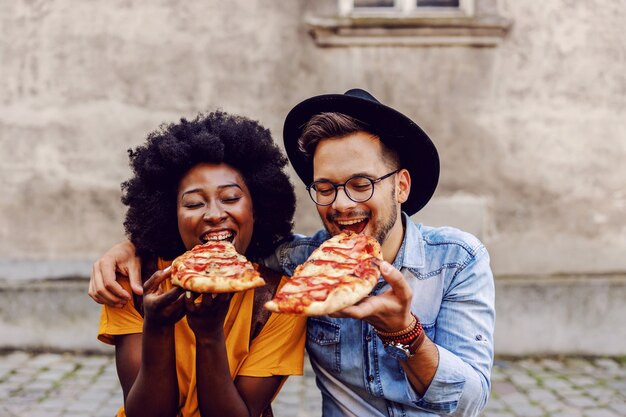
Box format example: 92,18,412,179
330,261,414,333
142,267,187,329
184,292,233,337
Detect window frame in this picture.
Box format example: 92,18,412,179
306,0,511,47
341,0,474,18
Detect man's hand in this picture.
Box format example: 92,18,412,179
331,261,414,332
88,240,143,307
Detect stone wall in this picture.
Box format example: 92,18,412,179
1,0,625,353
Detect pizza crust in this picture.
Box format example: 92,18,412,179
172,268,266,293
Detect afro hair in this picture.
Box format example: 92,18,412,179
121,110,296,261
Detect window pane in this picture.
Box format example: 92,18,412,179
417,0,460,6
355,0,395,7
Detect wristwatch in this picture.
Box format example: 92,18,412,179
382,331,426,361
383,341,413,361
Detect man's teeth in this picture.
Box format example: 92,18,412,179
204,231,233,241
336,219,365,226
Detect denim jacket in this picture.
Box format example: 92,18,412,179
267,213,495,416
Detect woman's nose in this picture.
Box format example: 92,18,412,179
203,202,226,223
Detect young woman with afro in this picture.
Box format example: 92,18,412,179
97,111,307,417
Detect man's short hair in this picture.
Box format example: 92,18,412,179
298,112,401,171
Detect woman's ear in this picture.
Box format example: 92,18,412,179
396,169,411,204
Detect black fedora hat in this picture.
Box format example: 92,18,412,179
283,88,439,216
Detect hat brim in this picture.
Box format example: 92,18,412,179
283,93,439,216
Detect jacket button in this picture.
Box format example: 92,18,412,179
368,375,374,383
366,333,372,341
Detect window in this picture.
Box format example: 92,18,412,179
345,0,469,16
306,0,510,47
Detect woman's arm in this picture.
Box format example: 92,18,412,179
186,293,285,417
196,329,285,417
117,269,186,417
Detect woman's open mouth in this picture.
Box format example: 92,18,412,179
201,230,235,244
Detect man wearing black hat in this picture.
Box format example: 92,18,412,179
90,89,495,416
272,89,495,416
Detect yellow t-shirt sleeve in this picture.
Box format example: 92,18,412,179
238,278,307,377
97,277,144,345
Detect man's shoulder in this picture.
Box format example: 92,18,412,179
278,229,328,250
416,223,485,258
271,229,328,276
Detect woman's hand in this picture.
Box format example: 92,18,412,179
185,291,233,338
142,267,186,329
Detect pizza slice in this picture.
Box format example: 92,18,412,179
171,240,265,293
264,231,382,316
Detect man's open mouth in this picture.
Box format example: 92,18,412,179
335,218,368,234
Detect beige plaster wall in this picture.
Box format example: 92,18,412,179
1,0,625,281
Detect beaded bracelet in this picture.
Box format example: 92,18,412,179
374,313,417,337
375,313,422,344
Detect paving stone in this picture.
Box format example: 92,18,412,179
38,397,70,410
509,373,538,387
564,358,597,373
565,395,600,408
484,398,507,411
543,377,574,391
593,359,621,370
1,352,625,417
27,353,64,368
510,403,545,417
585,386,617,402
25,409,63,417
500,392,532,408
493,381,520,396
568,375,600,387
584,409,621,417
542,401,567,413
550,409,584,417
516,359,544,372
539,358,566,371
525,387,559,402
482,411,515,417
608,400,626,415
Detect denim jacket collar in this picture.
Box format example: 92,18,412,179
393,212,425,271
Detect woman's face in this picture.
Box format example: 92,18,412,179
177,163,254,254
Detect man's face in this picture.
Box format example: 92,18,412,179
312,131,409,250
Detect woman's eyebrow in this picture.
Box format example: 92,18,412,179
181,183,242,197
217,183,242,190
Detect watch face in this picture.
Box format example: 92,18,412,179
384,343,410,361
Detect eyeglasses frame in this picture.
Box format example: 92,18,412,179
306,169,400,206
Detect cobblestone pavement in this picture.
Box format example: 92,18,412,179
0,351,624,417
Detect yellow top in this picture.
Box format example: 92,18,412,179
98,260,307,417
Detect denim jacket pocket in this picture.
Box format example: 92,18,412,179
307,318,341,374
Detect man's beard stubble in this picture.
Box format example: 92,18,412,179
323,183,398,247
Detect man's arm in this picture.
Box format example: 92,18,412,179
334,249,495,416
416,246,494,415
332,261,438,395
89,240,143,307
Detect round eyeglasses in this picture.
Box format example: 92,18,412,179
307,170,399,206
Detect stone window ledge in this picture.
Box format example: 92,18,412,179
306,13,512,47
